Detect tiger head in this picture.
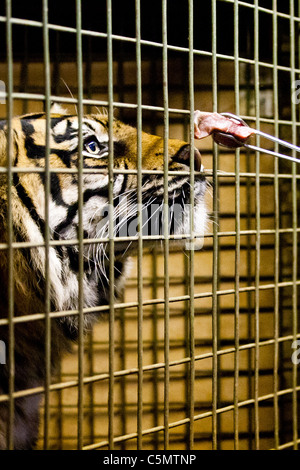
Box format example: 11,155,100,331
0,107,207,333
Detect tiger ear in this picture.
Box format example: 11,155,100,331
50,102,68,115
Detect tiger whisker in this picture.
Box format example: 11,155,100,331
60,78,78,116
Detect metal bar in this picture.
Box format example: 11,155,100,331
289,0,298,450
1,279,300,328
233,0,240,450
151,247,159,449
5,0,15,451
188,0,195,450
52,18,63,451
211,0,219,450
1,9,300,52
219,0,300,20
1,333,300,403
42,0,51,450
275,439,300,450
81,385,300,450
183,252,190,450
254,0,261,449
272,0,280,450
162,0,170,450
5,88,300,124
1,166,300,179
0,91,194,115
135,0,144,450
1,226,300,253
106,0,115,450
0,45,298,82
1,4,298,26
119,296,126,451
85,37,95,447
85,35,93,114
75,0,85,450
20,28,29,115
183,48,192,449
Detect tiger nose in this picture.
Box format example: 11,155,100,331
176,146,202,172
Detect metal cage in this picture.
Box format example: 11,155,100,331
0,0,299,450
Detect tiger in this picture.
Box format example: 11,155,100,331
0,105,207,449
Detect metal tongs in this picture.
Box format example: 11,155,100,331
213,112,300,165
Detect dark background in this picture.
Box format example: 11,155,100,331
0,0,296,64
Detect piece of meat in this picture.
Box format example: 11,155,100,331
194,110,255,147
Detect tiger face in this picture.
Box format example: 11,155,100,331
0,108,207,331
0,108,207,449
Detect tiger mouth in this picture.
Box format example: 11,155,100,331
108,174,206,240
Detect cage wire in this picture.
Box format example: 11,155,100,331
0,0,299,451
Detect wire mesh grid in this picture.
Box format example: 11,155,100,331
0,0,299,450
